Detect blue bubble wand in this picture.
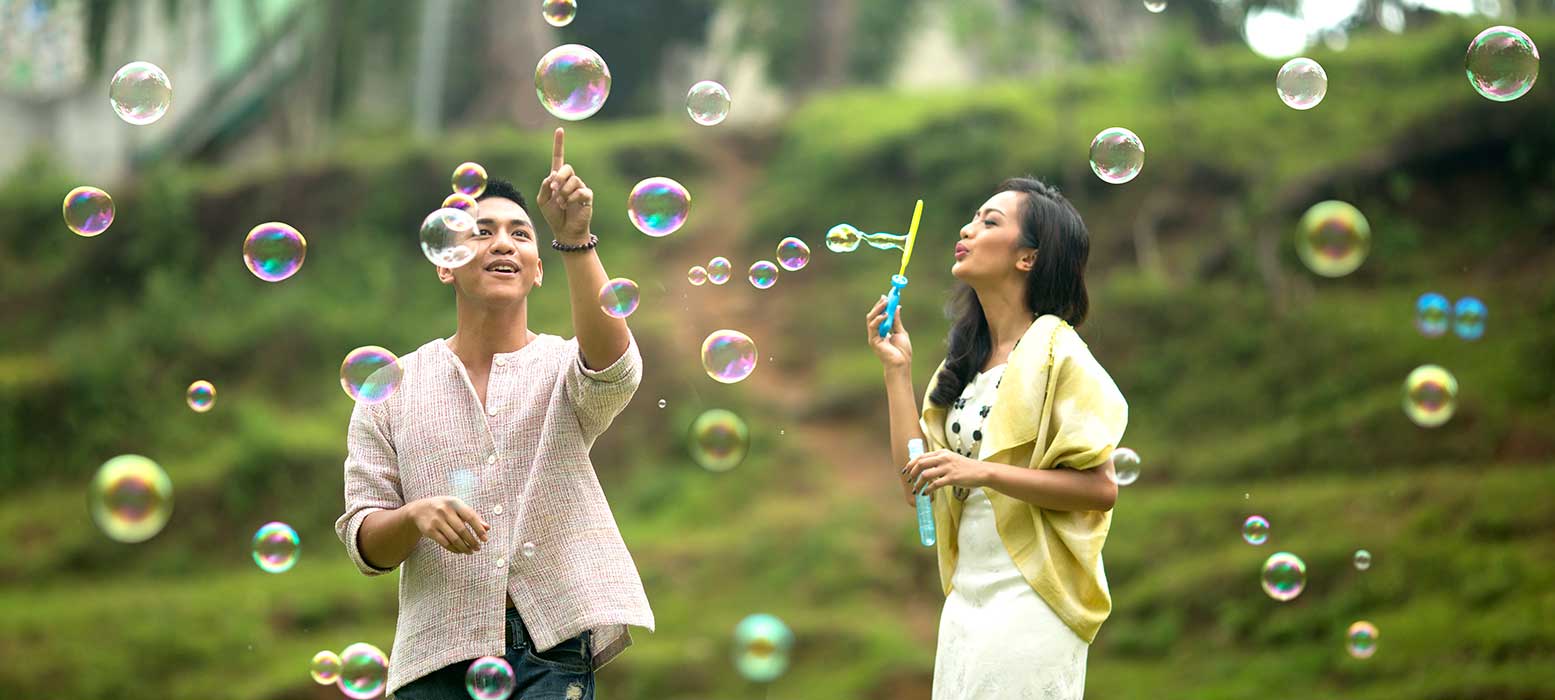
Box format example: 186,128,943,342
879,199,923,338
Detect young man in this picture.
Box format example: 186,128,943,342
335,129,653,700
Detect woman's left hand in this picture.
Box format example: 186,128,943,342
904,449,992,496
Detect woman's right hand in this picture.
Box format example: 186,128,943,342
866,295,913,370
407,496,490,554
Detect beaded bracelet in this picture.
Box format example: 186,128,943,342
551,234,598,252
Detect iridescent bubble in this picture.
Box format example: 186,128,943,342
826,224,862,253
337,642,388,700
1403,364,1457,428
1346,620,1379,659
701,330,757,384
1295,200,1370,277
542,0,577,27
627,177,691,237
1453,297,1487,340
251,521,300,573
310,650,342,685
341,346,405,404
1466,26,1539,102
452,162,488,197
733,613,794,683
109,61,172,125
1242,515,1270,545
689,408,749,472
707,257,732,285
777,237,811,271
1415,292,1451,338
419,207,479,268
521,542,536,558
89,455,173,543
748,261,779,289
465,656,516,700
1276,57,1328,110
243,222,307,282
62,186,114,236
442,193,478,214
186,380,216,413
1089,127,1145,184
688,265,709,286
1353,548,1373,571
1261,551,1307,602
535,44,612,121
1144,0,1166,12
598,278,641,318
686,80,732,126
658,399,667,408
1109,447,1141,486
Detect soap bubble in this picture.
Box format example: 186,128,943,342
89,455,173,543
341,346,405,404
337,642,388,700
1089,127,1144,184
1353,548,1372,570
598,278,641,318
777,237,811,270
243,222,307,282
1453,297,1487,340
542,0,577,27
689,408,750,472
310,650,342,685
62,186,114,236
708,257,733,285
1242,515,1270,545
252,521,300,573
452,162,488,197
1144,0,1166,12
686,80,732,126
186,380,216,413
1276,57,1327,110
109,61,172,125
1346,621,1379,659
535,44,611,121
688,265,709,286
442,193,478,214
733,613,794,683
701,330,757,383
658,399,667,408
1466,26,1539,102
826,224,862,253
1403,364,1457,428
1260,551,1307,602
1295,200,1370,277
420,207,479,268
1109,447,1140,486
465,656,516,700
748,261,779,289
522,542,536,558
627,177,691,236
1415,293,1451,337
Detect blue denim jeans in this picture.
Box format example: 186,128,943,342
393,607,594,700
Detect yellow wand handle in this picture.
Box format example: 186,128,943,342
899,199,923,277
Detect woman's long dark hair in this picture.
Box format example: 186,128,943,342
928,177,1090,408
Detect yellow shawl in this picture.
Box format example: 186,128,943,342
919,314,1128,643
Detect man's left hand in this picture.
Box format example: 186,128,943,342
537,127,594,244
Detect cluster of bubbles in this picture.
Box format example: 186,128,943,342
1089,127,1145,184
1295,200,1371,278
627,177,691,236
689,408,750,472
62,186,114,236
1259,551,1307,602
186,379,216,413
1109,447,1141,486
535,44,612,121
251,521,301,574
109,61,172,125
1415,293,1488,340
1242,515,1270,545
89,455,173,543
700,329,758,384
598,278,641,318
1403,364,1458,428
243,222,308,282
465,656,517,700
337,642,389,699
1276,57,1328,110
733,613,794,683
340,346,405,404
541,0,578,28
686,80,733,126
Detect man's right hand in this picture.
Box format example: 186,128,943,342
406,496,490,554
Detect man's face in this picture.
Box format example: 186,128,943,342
437,197,543,304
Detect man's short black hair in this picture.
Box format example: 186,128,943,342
476,178,528,213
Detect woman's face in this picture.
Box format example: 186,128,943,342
951,190,1035,284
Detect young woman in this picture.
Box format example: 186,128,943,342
866,177,1128,699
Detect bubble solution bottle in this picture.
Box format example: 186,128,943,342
909,438,936,547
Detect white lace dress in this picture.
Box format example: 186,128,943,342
932,364,1090,700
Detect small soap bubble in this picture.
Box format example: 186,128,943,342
542,0,577,27
535,44,612,121
688,265,709,286
1144,0,1166,12
598,278,641,318
89,455,173,543
243,222,307,282
465,656,517,700
252,521,300,574
826,224,862,253
689,408,749,472
686,80,732,126
1404,364,1457,428
1243,515,1270,545
1416,293,1451,337
733,613,794,683
310,650,342,685
627,177,691,237
1109,447,1141,486
109,61,172,125
658,399,667,409
1261,551,1307,602
708,257,732,285
1353,548,1372,570
1453,297,1487,340
1089,127,1144,184
442,193,478,214
1466,26,1539,102
186,380,216,412
777,237,811,270
748,260,779,289
522,542,536,558
337,642,388,700
341,346,405,404
452,162,488,197
1276,57,1328,110
1295,200,1370,277
420,207,479,268
701,329,757,383
62,186,114,236
1347,621,1379,659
